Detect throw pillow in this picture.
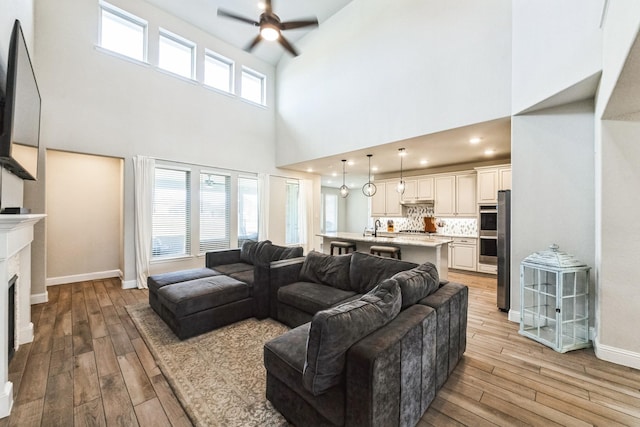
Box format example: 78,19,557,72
302,278,402,396
240,240,272,265
299,250,352,291
392,262,440,309
348,251,418,293
270,244,304,261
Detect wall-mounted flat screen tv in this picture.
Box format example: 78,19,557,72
0,19,40,181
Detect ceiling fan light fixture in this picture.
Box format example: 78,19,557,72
260,25,280,41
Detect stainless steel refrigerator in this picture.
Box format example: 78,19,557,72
497,190,511,311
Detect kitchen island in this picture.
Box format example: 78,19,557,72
318,232,452,280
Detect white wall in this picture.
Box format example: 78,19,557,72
45,150,123,284
345,190,369,233
511,0,603,114
593,0,640,368
33,0,316,285
511,100,595,323
275,0,512,167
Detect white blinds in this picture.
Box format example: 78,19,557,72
152,167,191,258
238,177,259,246
200,173,230,252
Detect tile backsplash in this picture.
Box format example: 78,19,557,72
376,206,477,237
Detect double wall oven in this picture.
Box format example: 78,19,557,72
479,205,498,266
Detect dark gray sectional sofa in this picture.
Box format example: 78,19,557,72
264,250,468,426
147,240,303,339
148,244,468,426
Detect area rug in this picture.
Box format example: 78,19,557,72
126,304,291,427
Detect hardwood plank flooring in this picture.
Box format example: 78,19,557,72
4,273,640,426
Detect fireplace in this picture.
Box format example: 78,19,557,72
7,276,15,363
0,214,45,418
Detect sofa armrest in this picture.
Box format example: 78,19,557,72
345,304,437,427
205,249,242,267
269,257,305,319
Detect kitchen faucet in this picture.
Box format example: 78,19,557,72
374,219,382,237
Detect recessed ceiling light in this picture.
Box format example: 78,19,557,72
306,168,313,173
257,2,266,10
331,172,337,177
470,137,482,144
347,161,354,166
372,166,379,172
420,159,428,165
484,149,495,156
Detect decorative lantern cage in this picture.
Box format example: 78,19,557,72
519,244,591,353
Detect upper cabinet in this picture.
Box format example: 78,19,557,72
476,165,512,204
434,172,477,216
402,176,434,201
371,180,402,217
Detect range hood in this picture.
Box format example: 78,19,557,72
400,199,435,206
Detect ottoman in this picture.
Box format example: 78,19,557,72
148,268,221,314
157,275,254,339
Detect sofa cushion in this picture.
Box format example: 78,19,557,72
240,240,274,265
278,282,358,315
299,250,352,291
271,244,304,261
392,262,440,309
158,276,250,318
228,270,255,287
349,251,418,293
302,278,402,396
148,268,220,293
212,262,254,275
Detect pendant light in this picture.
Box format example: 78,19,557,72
396,148,406,194
362,154,377,197
339,159,349,198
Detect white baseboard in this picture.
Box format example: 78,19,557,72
46,270,121,287
508,309,520,323
121,279,137,289
594,338,640,370
30,291,48,305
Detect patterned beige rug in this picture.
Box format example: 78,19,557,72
127,304,291,427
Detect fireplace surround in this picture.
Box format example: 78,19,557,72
0,214,45,417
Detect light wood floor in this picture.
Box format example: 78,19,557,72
2,272,640,426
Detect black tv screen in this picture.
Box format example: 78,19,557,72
0,19,40,181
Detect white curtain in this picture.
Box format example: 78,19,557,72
298,179,314,254
258,173,269,241
133,155,155,289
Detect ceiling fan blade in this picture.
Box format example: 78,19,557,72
217,8,259,26
265,0,273,15
245,34,263,52
278,35,299,56
280,19,319,31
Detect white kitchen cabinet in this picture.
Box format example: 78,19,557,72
371,180,402,217
450,237,477,271
476,165,512,204
401,176,433,202
417,177,434,199
434,173,476,217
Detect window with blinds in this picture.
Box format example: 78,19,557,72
238,177,259,246
200,173,230,252
152,167,191,259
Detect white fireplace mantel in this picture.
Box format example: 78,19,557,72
0,214,45,418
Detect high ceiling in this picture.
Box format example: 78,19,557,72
143,0,512,186
143,0,354,64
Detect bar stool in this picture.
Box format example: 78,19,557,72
370,245,402,260
330,241,357,255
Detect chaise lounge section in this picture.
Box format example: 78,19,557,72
147,240,303,339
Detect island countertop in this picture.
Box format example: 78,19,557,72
317,232,453,248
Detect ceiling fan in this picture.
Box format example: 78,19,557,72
217,0,319,57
